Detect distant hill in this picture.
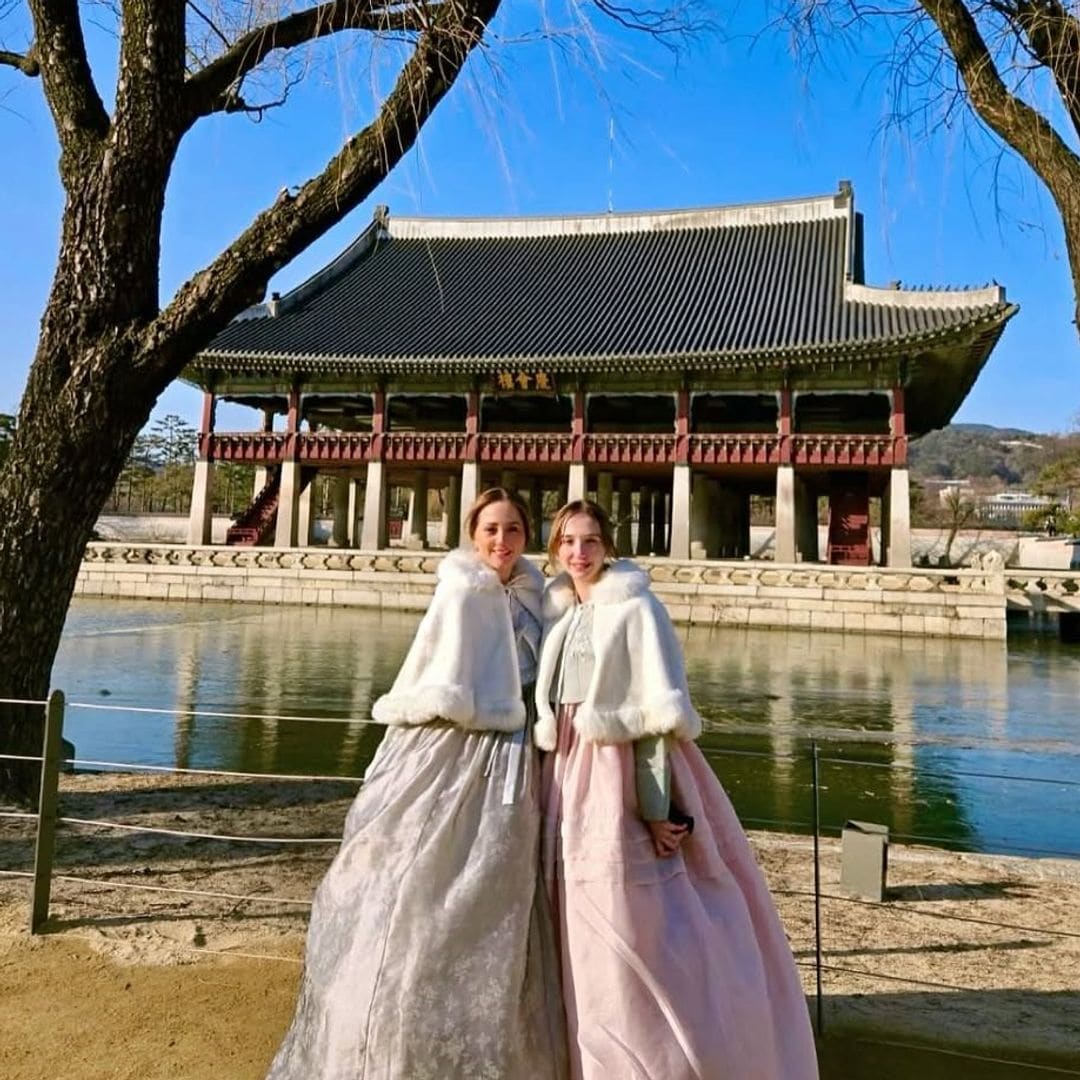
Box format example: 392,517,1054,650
909,424,1052,487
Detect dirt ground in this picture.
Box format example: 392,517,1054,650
1,772,1078,1080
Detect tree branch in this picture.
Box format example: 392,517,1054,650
184,0,447,123
144,0,499,379
1010,1,1080,139
918,0,1080,199
26,0,109,140
114,0,187,150
0,46,40,75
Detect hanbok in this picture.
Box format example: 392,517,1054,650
268,552,567,1079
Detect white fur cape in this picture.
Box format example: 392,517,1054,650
371,548,544,732
533,559,702,751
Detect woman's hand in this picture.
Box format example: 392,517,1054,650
647,820,688,858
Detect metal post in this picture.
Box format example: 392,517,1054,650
31,689,64,934
810,739,824,1035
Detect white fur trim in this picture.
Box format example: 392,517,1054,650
641,689,702,741
372,684,473,727
533,702,558,752
438,547,503,591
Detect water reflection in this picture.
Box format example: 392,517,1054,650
54,599,1080,858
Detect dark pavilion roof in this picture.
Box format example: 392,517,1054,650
195,184,1015,376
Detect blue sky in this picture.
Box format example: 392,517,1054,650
1,5,1076,435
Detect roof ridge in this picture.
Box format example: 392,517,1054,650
845,281,1006,308
386,186,852,240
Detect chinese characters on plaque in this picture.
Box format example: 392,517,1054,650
493,370,556,394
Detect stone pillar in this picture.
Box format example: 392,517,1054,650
669,465,692,560
796,477,820,563
275,459,302,547
297,475,315,547
690,472,712,559
187,459,214,546
597,472,614,515
636,485,653,556
651,488,667,556
886,468,913,568
330,476,349,547
616,479,633,555
459,461,480,540
774,464,797,563
529,482,544,552
360,460,389,550
253,466,268,500
705,480,723,557
405,472,429,549
737,491,752,558
347,479,361,546
567,463,586,503
445,474,462,549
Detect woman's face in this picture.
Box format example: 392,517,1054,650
472,500,527,583
557,512,607,587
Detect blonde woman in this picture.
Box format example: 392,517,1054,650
537,499,817,1080
268,488,567,1080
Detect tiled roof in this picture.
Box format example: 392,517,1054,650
198,187,1015,373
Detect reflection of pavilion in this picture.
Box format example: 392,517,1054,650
185,185,1014,566
681,626,1006,840
168,607,411,777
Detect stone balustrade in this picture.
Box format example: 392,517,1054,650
76,543,1011,638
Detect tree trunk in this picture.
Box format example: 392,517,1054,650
0,0,500,804
0,159,167,802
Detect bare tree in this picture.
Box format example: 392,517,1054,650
0,1,697,801
776,1,1080,333
940,485,978,565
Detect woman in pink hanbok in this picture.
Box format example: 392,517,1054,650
536,500,818,1080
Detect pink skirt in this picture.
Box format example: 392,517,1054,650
541,705,818,1080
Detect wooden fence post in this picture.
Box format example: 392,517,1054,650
31,689,64,934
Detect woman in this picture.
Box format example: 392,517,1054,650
268,488,567,1080
536,500,818,1080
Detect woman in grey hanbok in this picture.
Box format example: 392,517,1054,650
267,489,567,1080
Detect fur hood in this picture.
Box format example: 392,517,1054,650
534,558,701,750
371,550,543,733
542,559,650,620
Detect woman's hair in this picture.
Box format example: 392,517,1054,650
464,487,531,546
547,499,618,564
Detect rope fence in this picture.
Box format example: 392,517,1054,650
1,689,1078,1067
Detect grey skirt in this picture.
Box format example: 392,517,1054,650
267,718,568,1080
